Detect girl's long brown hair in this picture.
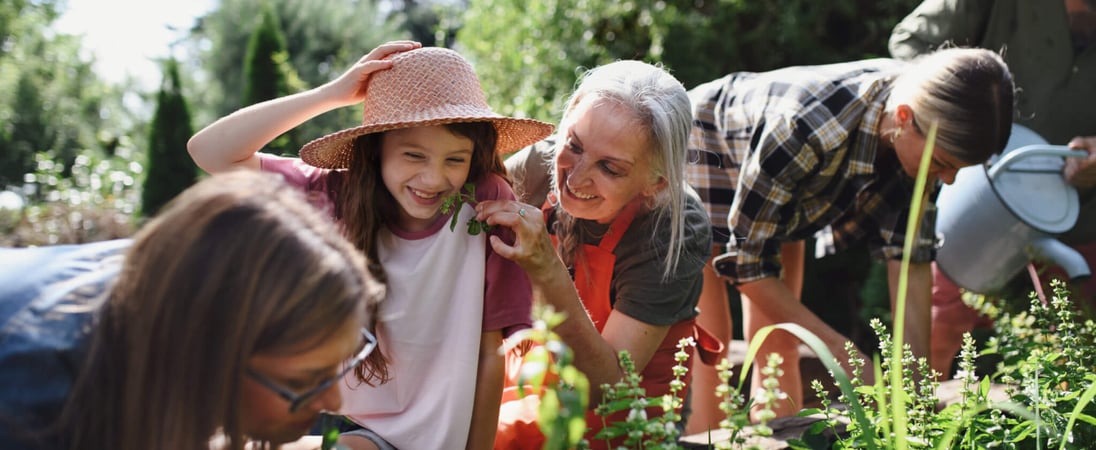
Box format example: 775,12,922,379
56,171,384,450
338,121,502,385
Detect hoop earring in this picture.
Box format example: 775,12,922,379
890,127,902,144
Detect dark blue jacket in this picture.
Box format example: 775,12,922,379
0,240,129,449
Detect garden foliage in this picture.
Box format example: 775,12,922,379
458,0,919,122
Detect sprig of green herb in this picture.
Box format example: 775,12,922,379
320,414,342,450
440,183,492,235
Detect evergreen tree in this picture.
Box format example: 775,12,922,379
242,4,298,155
142,58,197,217
2,73,50,187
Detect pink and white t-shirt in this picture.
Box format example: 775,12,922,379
260,154,532,335
262,154,532,447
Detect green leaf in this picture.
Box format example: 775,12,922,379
448,203,462,231
806,419,830,435
742,323,878,450
516,346,551,393
891,121,939,450
1058,375,1096,450
567,415,588,446
440,192,456,214
320,414,340,450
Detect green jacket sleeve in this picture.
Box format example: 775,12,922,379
888,0,995,60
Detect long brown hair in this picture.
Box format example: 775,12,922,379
338,121,501,385
56,171,383,450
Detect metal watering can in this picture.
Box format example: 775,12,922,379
935,125,1091,294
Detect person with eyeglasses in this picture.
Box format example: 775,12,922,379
679,46,1015,427
0,170,385,450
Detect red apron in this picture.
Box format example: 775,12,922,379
495,201,722,449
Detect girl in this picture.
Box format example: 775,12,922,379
0,170,384,450
188,43,554,449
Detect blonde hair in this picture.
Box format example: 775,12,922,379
550,60,693,280
58,171,383,450
887,47,1014,164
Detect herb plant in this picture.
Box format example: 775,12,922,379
503,305,591,450
590,338,695,448
440,183,493,235
319,414,348,450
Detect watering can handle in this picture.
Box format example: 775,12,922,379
987,145,1089,180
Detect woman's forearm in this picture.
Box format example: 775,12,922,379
525,260,624,399
886,260,932,361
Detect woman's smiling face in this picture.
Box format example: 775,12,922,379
554,97,665,224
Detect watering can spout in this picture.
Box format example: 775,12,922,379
1031,236,1092,281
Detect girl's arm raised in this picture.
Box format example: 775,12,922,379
187,41,421,173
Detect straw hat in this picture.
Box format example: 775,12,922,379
300,47,555,169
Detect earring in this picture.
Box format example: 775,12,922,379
898,108,910,122
891,127,902,144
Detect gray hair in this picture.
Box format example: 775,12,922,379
887,47,1014,164
551,60,693,280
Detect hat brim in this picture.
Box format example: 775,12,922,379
300,109,554,169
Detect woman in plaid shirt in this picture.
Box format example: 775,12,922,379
685,47,1014,423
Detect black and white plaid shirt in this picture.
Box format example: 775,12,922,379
686,58,937,284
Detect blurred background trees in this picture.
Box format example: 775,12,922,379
0,0,140,245
460,0,919,121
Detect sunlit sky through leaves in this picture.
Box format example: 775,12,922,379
55,0,215,90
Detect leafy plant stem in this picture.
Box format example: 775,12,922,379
891,121,938,450
741,323,879,450
1058,374,1096,450
440,183,493,235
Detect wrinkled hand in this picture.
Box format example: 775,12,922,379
323,40,422,107
1065,136,1096,190
476,200,561,279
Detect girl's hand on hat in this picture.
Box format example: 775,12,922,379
477,200,558,278
323,40,422,108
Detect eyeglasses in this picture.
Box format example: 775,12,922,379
246,327,378,413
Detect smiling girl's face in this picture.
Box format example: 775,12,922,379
554,97,665,224
380,125,475,232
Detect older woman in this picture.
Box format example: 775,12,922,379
684,46,1015,425
477,60,714,448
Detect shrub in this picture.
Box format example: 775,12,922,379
1,150,141,247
